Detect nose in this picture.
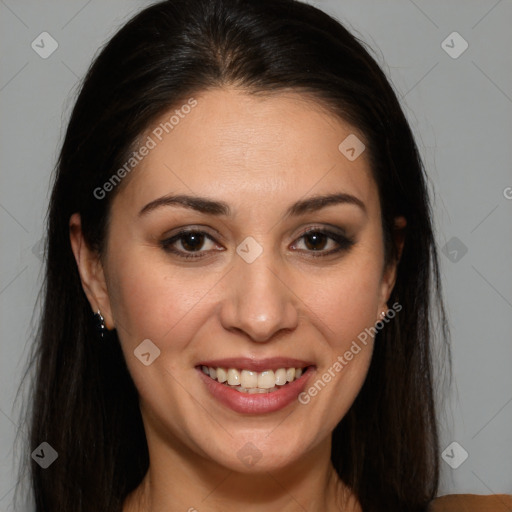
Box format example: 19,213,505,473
219,249,299,343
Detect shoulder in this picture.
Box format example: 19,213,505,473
429,494,512,511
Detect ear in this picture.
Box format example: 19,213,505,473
377,215,406,320
69,212,114,329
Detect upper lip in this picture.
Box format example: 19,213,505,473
196,357,314,372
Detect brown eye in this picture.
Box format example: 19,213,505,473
292,228,355,257
303,231,329,251
161,229,221,260
180,232,206,252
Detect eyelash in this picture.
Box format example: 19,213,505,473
160,227,355,261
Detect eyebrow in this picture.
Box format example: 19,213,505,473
138,192,366,218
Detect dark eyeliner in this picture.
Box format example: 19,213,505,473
160,229,217,260
160,227,355,260
296,228,355,258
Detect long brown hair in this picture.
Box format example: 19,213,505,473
18,0,449,510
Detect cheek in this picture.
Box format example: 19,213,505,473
298,261,383,426
106,252,217,401
306,258,384,346
106,249,213,347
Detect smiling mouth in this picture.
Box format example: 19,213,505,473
199,365,310,394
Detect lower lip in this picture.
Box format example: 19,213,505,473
196,366,315,414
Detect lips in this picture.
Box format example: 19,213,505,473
195,358,316,414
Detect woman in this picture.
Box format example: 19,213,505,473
22,0,511,511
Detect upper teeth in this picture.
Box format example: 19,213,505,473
201,366,304,389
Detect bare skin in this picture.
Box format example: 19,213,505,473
70,87,405,511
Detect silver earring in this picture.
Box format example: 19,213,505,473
94,309,106,338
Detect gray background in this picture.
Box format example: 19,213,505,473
1,0,511,509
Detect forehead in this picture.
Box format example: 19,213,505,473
112,87,378,218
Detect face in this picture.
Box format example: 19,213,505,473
71,87,403,475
